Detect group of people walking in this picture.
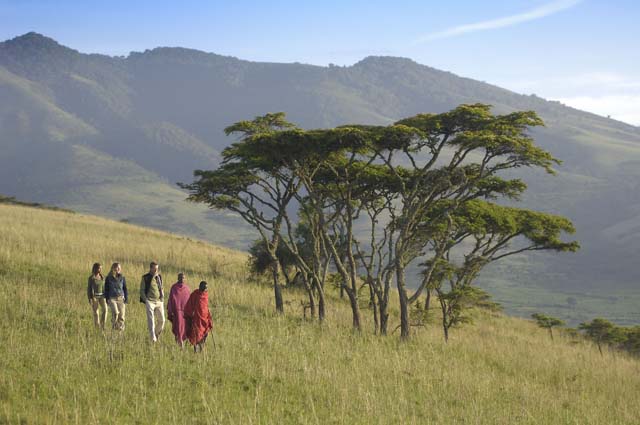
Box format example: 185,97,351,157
86,261,213,352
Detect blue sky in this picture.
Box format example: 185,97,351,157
1,0,639,125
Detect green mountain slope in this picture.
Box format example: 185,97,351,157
1,32,639,323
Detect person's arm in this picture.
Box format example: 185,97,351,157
123,276,128,304
139,276,146,303
184,294,194,319
104,276,111,302
166,288,174,321
87,277,93,302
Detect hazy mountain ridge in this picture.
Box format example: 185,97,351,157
1,32,639,323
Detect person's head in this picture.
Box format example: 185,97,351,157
149,262,159,275
111,263,121,275
177,273,185,283
92,262,102,276
199,281,208,292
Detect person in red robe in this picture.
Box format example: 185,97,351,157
167,273,191,348
184,281,213,352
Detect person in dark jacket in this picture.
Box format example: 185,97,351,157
87,262,106,330
139,262,165,342
104,262,128,331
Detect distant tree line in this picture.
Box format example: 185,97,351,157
181,104,579,340
533,314,640,357
0,195,74,213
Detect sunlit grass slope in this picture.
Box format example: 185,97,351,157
0,204,638,424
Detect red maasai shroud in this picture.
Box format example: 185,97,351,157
184,289,213,346
167,282,191,343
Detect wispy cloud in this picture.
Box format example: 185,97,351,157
415,0,583,44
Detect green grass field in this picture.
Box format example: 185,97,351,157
1,204,639,424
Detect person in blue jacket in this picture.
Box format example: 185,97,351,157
104,262,128,331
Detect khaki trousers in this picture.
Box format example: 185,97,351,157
108,296,126,331
91,296,107,330
145,299,165,342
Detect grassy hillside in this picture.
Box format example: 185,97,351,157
1,204,638,424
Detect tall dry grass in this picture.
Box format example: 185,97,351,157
0,204,638,424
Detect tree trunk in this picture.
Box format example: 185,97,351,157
369,283,379,335
549,328,554,341
344,286,361,331
307,291,316,319
396,263,410,340
339,254,346,299
379,304,389,336
272,260,284,314
425,289,432,312
317,286,326,322
439,293,448,343
301,273,316,319
274,279,284,314
281,265,291,286
379,273,392,336
268,231,284,315
399,289,410,340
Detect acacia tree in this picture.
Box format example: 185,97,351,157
179,112,298,314
183,105,578,340
281,125,432,335
289,204,328,320
247,126,412,331
414,201,577,341
234,126,376,326
282,128,374,330
288,127,418,332
579,318,626,356
363,104,568,339
266,108,567,338
301,157,377,331
532,313,565,340
349,162,405,335
352,167,396,334
621,326,640,356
